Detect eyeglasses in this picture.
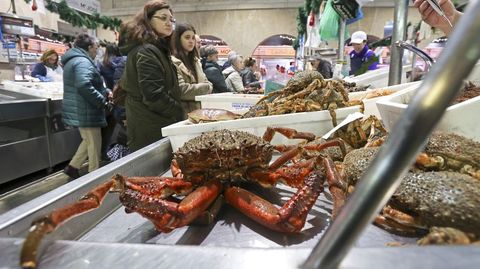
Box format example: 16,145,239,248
152,15,176,23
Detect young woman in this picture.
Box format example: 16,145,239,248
97,43,124,90
240,57,261,90
171,23,212,117
119,0,184,151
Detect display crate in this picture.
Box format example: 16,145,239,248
348,81,422,119
195,92,263,110
162,106,361,152
376,86,480,141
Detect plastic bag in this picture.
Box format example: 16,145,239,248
319,0,341,41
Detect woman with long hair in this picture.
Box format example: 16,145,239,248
97,43,123,90
119,0,184,151
170,23,212,117
31,49,63,81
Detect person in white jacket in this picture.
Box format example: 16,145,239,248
222,54,245,92
171,23,212,118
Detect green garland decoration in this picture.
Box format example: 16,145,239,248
310,0,323,14
293,6,308,50
23,0,122,31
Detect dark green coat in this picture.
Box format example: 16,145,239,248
61,47,107,128
120,40,183,151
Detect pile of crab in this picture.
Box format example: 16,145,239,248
186,71,369,126
332,117,480,245
19,115,480,268
241,71,365,126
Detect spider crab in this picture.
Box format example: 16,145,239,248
340,132,480,245
21,128,348,268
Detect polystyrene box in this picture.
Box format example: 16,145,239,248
195,92,263,110
344,65,412,89
376,87,480,142
162,106,361,152
348,81,422,119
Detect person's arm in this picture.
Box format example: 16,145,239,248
204,67,229,93
136,47,183,117
413,0,462,36
243,70,261,88
230,72,245,92
74,59,106,109
31,63,47,78
176,71,212,101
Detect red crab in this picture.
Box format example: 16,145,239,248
21,128,348,268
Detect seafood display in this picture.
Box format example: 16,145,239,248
340,132,480,244
20,128,347,268
364,89,397,99
242,71,363,126
451,81,480,105
333,115,388,149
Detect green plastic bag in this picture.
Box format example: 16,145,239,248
319,0,341,41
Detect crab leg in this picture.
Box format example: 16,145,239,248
120,175,194,198
322,157,348,219
20,180,114,269
303,138,348,159
263,126,316,142
225,169,325,233
119,179,223,233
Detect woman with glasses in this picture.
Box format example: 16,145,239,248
170,23,212,118
119,0,184,152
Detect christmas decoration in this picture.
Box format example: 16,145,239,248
23,0,122,31
31,0,38,11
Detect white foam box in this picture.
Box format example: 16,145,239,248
376,86,480,142
344,65,412,89
348,81,422,119
162,106,361,152
1,80,63,100
195,92,263,110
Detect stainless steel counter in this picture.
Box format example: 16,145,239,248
0,86,80,184
0,138,478,269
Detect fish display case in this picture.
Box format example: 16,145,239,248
0,138,478,268
0,83,80,185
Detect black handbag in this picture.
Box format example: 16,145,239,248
332,0,359,20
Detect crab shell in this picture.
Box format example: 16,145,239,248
187,109,240,124
419,132,480,176
390,171,480,237
174,129,274,183
342,147,480,237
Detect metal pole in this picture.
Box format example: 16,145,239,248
11,0,17,14
338,19,346,63
388,0,409,85
301,2,480,269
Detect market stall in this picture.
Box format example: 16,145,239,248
0,81,80,185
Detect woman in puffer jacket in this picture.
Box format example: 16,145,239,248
171,23,212,118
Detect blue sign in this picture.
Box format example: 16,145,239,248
2,42,16,49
